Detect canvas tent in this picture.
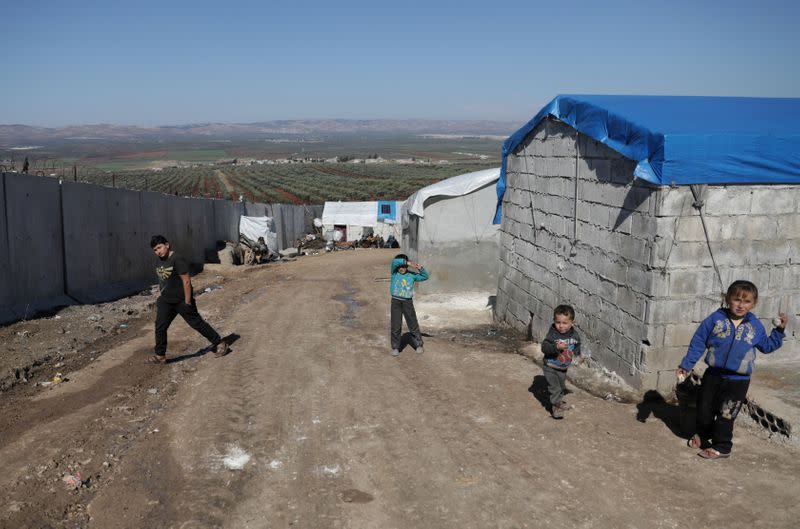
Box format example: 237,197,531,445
321,201,401,242
401,167,501,293
494,95,800,390
239,215,277,252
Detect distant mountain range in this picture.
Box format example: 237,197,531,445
0,119,519,144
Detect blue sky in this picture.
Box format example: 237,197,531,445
2,0,799,126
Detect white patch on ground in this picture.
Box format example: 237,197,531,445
415,291,494,329
318,464,341,477
219,444,251,470
268,459,283,470
311,417,322,424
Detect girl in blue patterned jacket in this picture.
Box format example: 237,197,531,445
677,280,786,459
389,253,429,357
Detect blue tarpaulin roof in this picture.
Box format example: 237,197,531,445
494,95,800,223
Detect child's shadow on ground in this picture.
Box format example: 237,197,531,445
399,331,431,352
528,375,555,412
167,333,241,364
636,390,688,439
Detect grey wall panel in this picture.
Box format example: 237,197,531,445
0,174,13,322
62,181,111,302
106,187,151,290
63,182,151,302
4,173,70,318
213,199,243,242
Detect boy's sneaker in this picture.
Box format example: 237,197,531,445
213,341,230,358
555,401,572,411
391,349,400,357
551,406,564,419
416,346,424,354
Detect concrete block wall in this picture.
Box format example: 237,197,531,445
496,118,655,385
496,117,800,390
644,184,800,388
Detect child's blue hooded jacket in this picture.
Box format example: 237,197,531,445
390,258,428,299
679,308,784,380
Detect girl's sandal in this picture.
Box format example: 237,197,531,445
687,434,701,449
698,448,730,460
145,355,167,365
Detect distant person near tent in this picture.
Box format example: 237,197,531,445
389,254,428,357
148,235,229,364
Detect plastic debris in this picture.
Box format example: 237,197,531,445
604,393,622,402
119,323,128,329
62,472,83,489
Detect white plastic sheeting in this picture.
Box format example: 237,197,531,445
240,215,277,251
402,167,500,221
322,201,378,227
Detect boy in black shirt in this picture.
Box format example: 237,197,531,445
149,235,228,364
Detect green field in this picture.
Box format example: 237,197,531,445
1,134,503,203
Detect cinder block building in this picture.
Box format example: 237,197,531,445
494,95,800,391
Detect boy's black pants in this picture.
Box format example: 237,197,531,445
696,370,749,454
543,365,567,406
390,297,422,350
154,297,221,357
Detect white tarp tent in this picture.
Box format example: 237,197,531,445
401,167,501,293
239,215,278,252
322,201,401,242
402,167,501,223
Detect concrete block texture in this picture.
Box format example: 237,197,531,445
498,125,800,388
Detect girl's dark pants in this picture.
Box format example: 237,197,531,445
390,297,422,350
154,297,221,357
696,370,749,454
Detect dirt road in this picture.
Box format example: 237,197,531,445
1,250,798,529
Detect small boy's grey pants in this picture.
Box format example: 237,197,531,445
390,297,422,350
543,365,567,406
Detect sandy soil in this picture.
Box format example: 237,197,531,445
1,249,798,529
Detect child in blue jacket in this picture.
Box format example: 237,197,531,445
389,253,429,357
677,280,786,459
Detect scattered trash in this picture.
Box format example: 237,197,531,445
604,393,622,402
203,285,222,293
373,277,391,282
88,314,102,322
147,388,158,395
268,459,283,470
119,323,128,329
62,472,83,489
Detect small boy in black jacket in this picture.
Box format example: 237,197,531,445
541,305,582,419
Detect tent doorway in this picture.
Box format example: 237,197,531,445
334,224,347,242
